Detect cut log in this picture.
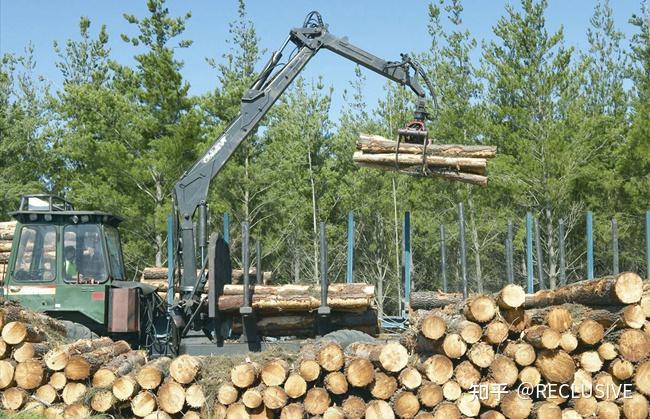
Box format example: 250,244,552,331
523,272,643,307
459,321,483,344
365,400,395,419
12,342,49,362
141,266,273,284
618,328,650,362
324,406,345,419
63,403,90,418
503,342,536,366
44,336,114,371
577,319,605,345
481,411,506,419
304,387,330,415
35,384,58,405
442,334,467,359
262,385,288,410
535,350,575,383
357,135,497,158
519,366,541,389
136,357,172,390
186,383,205,409
432,402,460,419
2,321,45,345
242,387,264,409
468,342,494,368
217,382,239,405
131,390,157,417
93,349,146,387
342,395,366,419
500,391,532,419
596,401,621,419
420,313,446,340
62,381,86,405
485,321,509,345
456,392,480,417
393,391,420,418
0,359,15,389
524,325,561,350
14,359,44,389
489,355,518,387
580,350,604,373
224,282,373,296
169,354,200,384
442,380,461,401
48,371,66,391
593,372,618,401
317,341,345,372
418,382,443,408
261,358,289,386
64,339,131,380
421,354,453,385
598,342,618,360
218,293,371,313
354,156,489,185
324,371,348,395
370,371,398,400
379,342,409,372
157,381,186,414
609,358,634,380
298,359,320,382
464,296,497,323
621,392,649,419
346,357,374,387
570,395,597,417
501,307,530,333
479,379,503,409
230,362,259,388
281,403,305,419
409,292,463,310
90,388,115,413
497,284,526,309
113,373,139,401
560,332,578,353
284,374,307,399
399,366,423,390
622,304,645,328
1,387,27,410
545,307,573,332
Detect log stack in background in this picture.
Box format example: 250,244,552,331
0,221,16,279
141,270,380,338
353,134,497,187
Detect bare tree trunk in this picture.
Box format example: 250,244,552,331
468,199,483,293
376,257,384,320
154,176,164,268
307,147,319,284
392,177,401,312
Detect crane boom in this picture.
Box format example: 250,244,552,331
172,11,435,307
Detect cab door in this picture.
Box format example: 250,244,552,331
6,224,57,311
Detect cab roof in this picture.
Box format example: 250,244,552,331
10,194,123,226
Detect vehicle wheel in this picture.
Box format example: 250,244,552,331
319,329,376,349
60,320,98,341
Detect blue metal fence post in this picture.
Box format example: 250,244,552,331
403,212,412,316
646,211,650,279
346,212,354,284
612,218,619,276
222,213,230,245
440,225,447,292
459,203,468,298
166,214,174,306
526,212,534,293
506,219,514,284
587,211,594,280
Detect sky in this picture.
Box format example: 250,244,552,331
0,1,643,118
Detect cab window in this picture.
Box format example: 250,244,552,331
63,224,107,283
13,225,57,282
105,226,124,280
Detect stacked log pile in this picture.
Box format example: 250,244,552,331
353,134,497,187
0,221,16,278
139,274,380,337
400,272,650,418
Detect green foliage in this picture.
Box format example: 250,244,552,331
2,0,648,308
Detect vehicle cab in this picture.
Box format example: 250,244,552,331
3,194,126,330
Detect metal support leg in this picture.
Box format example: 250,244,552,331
559,219,566,286
255,240,262,286
535,217,544,290
403,212,412,313
317,222,331,336
459,204,468,298
526,212,534,293
440,225,447,293
506,219,514,285
587,211,594,280
240,222,260,351
346,212,354,284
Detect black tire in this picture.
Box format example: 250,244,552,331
60,320,98,341
319,329,376,349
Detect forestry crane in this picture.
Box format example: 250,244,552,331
1,12,436,355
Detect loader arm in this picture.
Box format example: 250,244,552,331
173,11,435,300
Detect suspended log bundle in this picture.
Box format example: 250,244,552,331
353,134,497,186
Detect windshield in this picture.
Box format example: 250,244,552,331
13,225,57,282
105,226,125,280
63,224,107,283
